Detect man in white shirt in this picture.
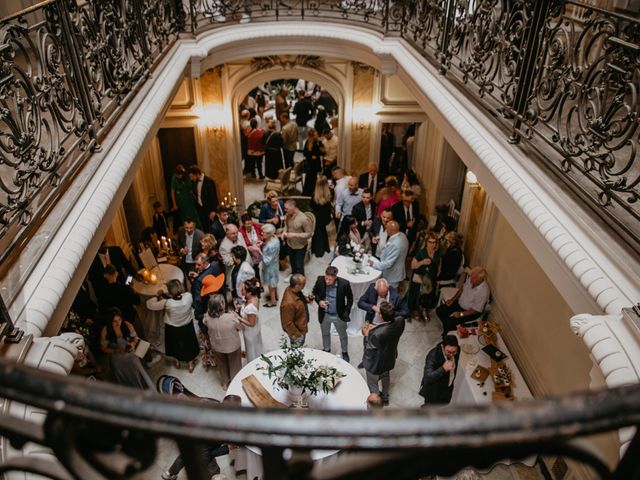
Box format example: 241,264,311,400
331,167,350,199
335,177,362,220
436,267,490,336
219,224,248,287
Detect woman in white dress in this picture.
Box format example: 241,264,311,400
238,277,264,362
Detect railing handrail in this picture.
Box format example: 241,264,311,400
0,356,638,450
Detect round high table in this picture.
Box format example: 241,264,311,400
131,263,184,353
330,255,381,336
227,348,369,480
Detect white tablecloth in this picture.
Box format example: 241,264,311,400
227,348,369,480
452,331,532,405
452,330,535,466
131,264,184,353
330,255,381,336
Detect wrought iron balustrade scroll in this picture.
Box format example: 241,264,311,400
0,356,637,479
0,0,180,265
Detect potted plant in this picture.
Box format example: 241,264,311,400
259,339,345,407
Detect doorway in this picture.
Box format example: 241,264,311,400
157,127,198,209
239,79,340,208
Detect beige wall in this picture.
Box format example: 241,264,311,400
483,211,619,468
350,68,374,175
200,71,231,196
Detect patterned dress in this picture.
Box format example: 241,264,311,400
261,237,280,288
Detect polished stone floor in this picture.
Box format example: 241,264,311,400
130,177,544,480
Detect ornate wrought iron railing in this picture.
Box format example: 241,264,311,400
0,0,638,264
0,0,180,265
0,356,637,479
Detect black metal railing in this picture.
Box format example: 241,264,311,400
0,1,638,266
0,0,181,265
0,356,637,479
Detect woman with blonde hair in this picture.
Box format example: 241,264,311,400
311,175,332,257
200,233,223,273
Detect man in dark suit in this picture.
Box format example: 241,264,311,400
356,278,408,369
419,335,460,405
358,163,384,197
352,188,376,237
312,266,353,362
189,253,223,330
357,278,409,325
391,189,420,243
362,301,405,406
97,264,140,325
89,241,135,295
210,206,229,244
369,208,393,258
177,218,204,272
189,166,218,231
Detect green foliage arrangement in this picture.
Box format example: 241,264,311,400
259,338,345,396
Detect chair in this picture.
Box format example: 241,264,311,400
287,161,305,195
263,166,293,196
304,211,316,263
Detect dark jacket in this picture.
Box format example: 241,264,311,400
312,276,353,323
177,226,205,261
362,317,405,375
357,284,409,324
293,97,314,126
97,282,140,323
89,246,135,293
391,200,420,240
419,343,461,405
192,263,222,323
352,200,377,236
368,217,386,257
358,172,384,195
210,218,226,244
199,175,219,214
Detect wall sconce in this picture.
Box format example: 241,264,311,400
353,104,375,131
195,105,225,134
465,170,479,185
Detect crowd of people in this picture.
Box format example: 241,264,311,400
62,83,493,479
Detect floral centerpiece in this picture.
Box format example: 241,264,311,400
347,240,368,274
259,339,345,407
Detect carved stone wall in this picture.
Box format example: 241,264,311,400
199,70,231,196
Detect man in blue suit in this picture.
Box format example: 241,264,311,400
356,278,408,369
368,221,409,289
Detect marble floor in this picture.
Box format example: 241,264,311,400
129,175,544,479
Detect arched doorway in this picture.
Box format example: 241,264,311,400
236,78,341,206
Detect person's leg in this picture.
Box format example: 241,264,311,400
214,351,230,387
334,317,349,356
366,371,380,394
296,247,307,275
380,370,390,403
167,454,184,475
228,348,243,381
320,317,332,351
255,155,264,179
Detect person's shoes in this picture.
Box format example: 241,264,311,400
323,349,331,353
161,471,177,480
342,352,350,362
240,13,251,23
382,398,389,406
357,362,364,369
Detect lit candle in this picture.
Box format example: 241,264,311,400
150,273,158,285
157,240,161,250
168,238,172,250
143,269,149,281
